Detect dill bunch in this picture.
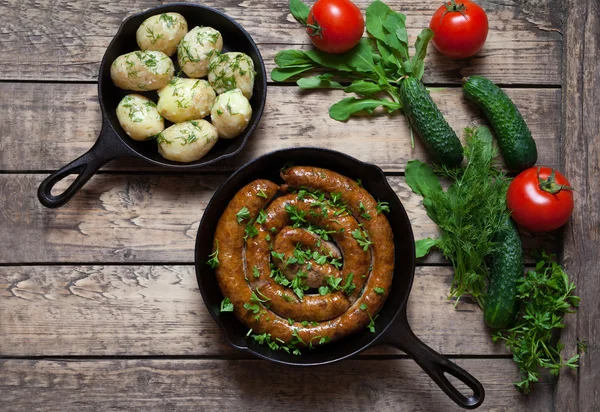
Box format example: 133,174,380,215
407,126,510,308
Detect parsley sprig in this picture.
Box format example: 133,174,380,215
492,253,580,393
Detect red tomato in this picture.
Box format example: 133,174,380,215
306,0,364,54
429,0,489,59
507,167,574,232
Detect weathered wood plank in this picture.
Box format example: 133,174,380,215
0,174,557,264
0,83,561,172
0,0,562,84
0,265,506,356
0,358,552,412
554,0,600,410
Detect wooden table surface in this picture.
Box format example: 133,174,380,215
0,0,598,411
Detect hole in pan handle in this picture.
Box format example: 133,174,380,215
378,307,485,409
37,119,132,208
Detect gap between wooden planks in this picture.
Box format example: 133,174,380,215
0,265,509,357
0,358,553,412
0,84,560,172
0,0,562,84
0,174,557,264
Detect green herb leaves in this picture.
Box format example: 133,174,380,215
329,97,401,121
406,127,509,307
289,0,310,25
236,207,251,224
492,253,580,393
273,0,437,122
220,297,233,312
206,241,219,268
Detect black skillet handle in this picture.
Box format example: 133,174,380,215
379,307,485,409
37,120,131,208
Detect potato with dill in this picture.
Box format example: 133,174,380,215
157,120,218,163
210,89,252,139
157,77,216,123
208,52,255,100
111,50,174,91
177,26,223,78
136,12,188,56
116,94,164,141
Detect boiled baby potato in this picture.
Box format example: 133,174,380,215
136,12,188,56
116,94,164,141
156,77,216,123
177,26,223,78
157,120,219,163
210,89,253,139
111,50,174,91
208,52,255,100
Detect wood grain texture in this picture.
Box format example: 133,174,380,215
0,358,552,412
554,0,600,410
0,174,557,264
0,0,562,84
0,265,507,356
0,83,561,172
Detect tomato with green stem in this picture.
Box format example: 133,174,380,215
506,167,574,232
306,0,365,54
429,0,488,59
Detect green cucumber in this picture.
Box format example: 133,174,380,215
462,75,537,170
484,218,524,329
399,77,463,167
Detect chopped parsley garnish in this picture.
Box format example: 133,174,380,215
257,189,268,198
244,222,259,240
376,201,390,214
352,228,373,251
236,207,251,224
206,241,219,268
220,297,233,312
252,266,261,279
243,302,260,314
256,210,267,225
374,287,385,295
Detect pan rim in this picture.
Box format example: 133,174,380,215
194,147,417,366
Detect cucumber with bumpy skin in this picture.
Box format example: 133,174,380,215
462,75,537,170
399,77,463,167
484,218,524,329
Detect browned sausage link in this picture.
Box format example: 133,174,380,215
281,166,395,322
246,194,369,322
213,179,279,331
273,227,341,288
215,170,394,347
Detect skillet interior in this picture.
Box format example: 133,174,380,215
195,148,416,365
98,3,267,168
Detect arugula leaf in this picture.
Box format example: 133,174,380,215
415,237,439,258
220,297,233,312
297,74,344,89
275,50,314,67
344,80,383,96
289,0,310,25
365,1,394,44
271,65,315,82
405,159,442,197
410,28,435,80
329,97,401,121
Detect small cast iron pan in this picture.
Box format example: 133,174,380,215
195,148,485,409
37,3,267,208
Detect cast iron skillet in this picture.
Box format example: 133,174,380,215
37,3,267,208
195,148,485,409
